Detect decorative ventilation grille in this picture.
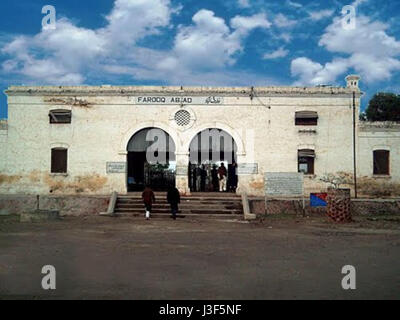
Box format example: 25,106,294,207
174,110,191,126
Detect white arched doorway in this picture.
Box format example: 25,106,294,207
188,128,238,192
126,127,176,191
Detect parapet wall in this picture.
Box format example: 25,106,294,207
5,84,360,97
359,121,400,132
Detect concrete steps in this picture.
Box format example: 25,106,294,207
114,192,244,219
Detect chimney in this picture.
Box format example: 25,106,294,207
345,75,360,89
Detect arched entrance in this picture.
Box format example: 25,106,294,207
188,128,238,192
127,127,176,191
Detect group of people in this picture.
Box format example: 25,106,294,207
141,161,239,220
142,186,180,220
190,161,238,192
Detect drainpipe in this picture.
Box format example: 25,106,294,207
353,91,358,199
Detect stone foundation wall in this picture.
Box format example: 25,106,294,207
0,195,109,216
249,198,400,216
1,195,398,217
351,199,400,216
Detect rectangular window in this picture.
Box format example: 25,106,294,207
295,111,318,126
51,148,68,173
298,149,315,174
49,109,72,124
373,150,390,175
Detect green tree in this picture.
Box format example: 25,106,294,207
365,92,400,122
359,112,367,121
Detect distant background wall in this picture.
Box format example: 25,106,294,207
357,122,400,197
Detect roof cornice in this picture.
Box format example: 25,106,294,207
5,85,362,97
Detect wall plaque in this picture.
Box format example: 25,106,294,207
106,162,126,174
238,163,258,175
265,172,304,196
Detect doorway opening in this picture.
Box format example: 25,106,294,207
127,127,176,192
188,128,238,192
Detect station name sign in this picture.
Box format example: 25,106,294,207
135,96,224,105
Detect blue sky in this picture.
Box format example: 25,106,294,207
1,0,400,118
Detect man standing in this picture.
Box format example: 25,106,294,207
211,164,219,192
218,163,227,192
195,166,202,192
200,164,207,192
167,186,181,220
228,161,238,192
142,186,155,220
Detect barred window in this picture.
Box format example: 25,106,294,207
295,111,318,126
373,150,389,175
298,149,315,174
49,109,72,124
51,148,68,173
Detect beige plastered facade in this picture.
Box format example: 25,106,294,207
0,75,399,196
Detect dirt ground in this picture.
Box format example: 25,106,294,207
0,213,399,300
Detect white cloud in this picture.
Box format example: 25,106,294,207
291,57,324,85
352,0,368,7
103,0,173,46
348,53,400,82
319,16,400,57
291,57,349,86
121,66,281,86
160,11,271,71
286,0,302,8
291,15,400,85
279,32,292,43
237,0,250,8
308,9,334,21
274,13,297,28
2,2,276,86
230,13,272,33
1,0,175,84
171,10,235,69
263,47,289,60
2,19,106,84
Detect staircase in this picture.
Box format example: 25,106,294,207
114,192,243,219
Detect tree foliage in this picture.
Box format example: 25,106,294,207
365,92,400,122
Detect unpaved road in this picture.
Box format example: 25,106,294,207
0,215,399,300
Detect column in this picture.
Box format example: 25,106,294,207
175,152,190,195
236,152,247,195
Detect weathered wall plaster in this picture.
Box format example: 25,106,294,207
0,78,399,197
